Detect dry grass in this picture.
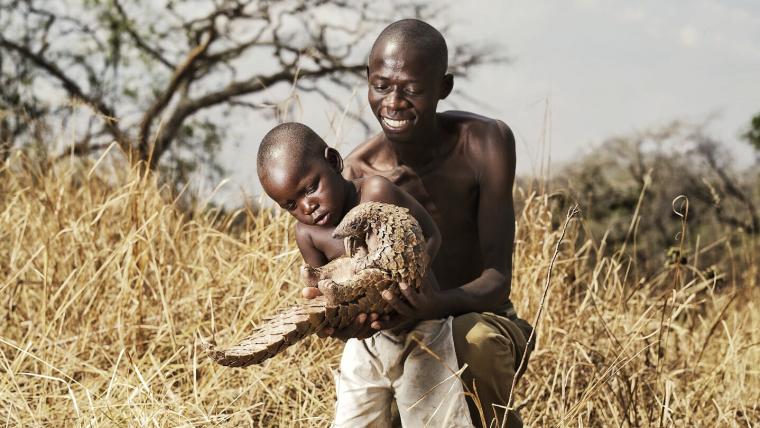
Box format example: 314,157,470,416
1,153,758,427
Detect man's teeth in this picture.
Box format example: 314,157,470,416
383,117,411,128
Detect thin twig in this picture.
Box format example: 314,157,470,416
505,204,580,419
409,334,487,427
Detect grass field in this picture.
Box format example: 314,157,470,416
1,154,758,426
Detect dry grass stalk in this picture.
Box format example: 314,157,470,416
505,204,580,425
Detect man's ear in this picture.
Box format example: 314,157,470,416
324,147,344,173
439,73,454,100
365,65,370,79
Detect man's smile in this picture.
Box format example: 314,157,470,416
381,115,414,131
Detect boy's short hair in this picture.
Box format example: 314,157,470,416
257,122,327,181
370,19,448,74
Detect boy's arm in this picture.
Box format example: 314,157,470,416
295,224,328,288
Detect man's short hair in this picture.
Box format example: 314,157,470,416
370,19,448,74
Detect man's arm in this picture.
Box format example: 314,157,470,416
378,120,515,323
439,120,515,311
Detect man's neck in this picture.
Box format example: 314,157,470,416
340,178,360,216
384,115,455,169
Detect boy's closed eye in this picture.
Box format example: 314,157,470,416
305,180,318,195
280,179,319,211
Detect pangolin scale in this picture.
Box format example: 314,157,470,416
203,202,427,367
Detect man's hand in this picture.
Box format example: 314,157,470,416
372,273,451,330
301,285,378,340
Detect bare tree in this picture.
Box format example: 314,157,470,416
0,40,49,163
743,112,760,162
0,0,500,181
550,121,759,275
689,130,759,235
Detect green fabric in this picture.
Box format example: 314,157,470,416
452,311,534,428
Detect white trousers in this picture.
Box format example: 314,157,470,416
332,317,473,427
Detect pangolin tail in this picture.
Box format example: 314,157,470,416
202,298,328,367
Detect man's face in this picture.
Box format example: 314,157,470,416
367,40,447,143
261,153,345,228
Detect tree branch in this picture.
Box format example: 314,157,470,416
0,35,128,146
137,27,217,159
148,63,364,168
695,136,759,234
112,0,175,70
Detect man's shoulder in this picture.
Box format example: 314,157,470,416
441,111,515,164
343,132,386,179
345,132,384,161
441,111,514,147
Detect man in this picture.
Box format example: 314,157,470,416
302,19,533,427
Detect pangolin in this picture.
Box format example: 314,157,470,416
203,201,427,367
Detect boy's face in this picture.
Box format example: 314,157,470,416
367,39,451,143
262,149,346,228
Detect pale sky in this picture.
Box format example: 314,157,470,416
214,0,760,205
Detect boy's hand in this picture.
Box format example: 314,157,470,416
301,286,378,341
300,264,320,288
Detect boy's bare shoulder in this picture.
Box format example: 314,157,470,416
294,221,313,241
294,219,326,242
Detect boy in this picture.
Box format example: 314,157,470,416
302,19,534,427
257,122,473,427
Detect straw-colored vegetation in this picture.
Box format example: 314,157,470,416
1,152,758,426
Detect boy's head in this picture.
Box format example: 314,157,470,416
257,122,349,227
367,19,454,143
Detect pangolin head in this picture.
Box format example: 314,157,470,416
331,205,369,239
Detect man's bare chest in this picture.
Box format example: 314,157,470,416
389,160,480,234
420,170,479,232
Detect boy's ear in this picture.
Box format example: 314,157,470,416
439,73,454,100
324,147,343,173
365,65,370,79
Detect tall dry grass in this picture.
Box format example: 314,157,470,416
1,153,758,426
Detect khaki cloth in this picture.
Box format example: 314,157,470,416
332,317,473,427
452,311,534,428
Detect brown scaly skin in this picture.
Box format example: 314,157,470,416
202,202,426,367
